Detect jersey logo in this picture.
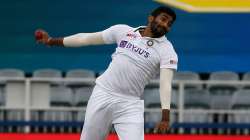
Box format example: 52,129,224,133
119,40,128,48
119,40,150,58
170,59,177,64
126,33,137,39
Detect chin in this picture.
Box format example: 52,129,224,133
152,32,166,38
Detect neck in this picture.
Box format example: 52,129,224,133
139,26,154,38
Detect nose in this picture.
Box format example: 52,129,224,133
164,20,171,27
161,21,169,30
163,22,168,28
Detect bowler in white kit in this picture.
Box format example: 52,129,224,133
35,6,178,140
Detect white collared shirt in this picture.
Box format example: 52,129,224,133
95,24,178,98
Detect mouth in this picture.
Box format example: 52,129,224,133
150,21,168,38
153,25,167,36
157,26,167,34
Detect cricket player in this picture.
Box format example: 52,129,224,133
35,6,177,140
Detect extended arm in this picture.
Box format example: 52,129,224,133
35,29,106,47
35,25,128,47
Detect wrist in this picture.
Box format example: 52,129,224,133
46,37,52,46
46,37,64,46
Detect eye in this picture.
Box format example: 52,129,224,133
168,21,173,26
160,16,172,26
160,17,168,22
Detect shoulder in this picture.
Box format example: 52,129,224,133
157,38,178,69
103,24,134,37
108,24,133,32
102,24,134,43
158,39,178,58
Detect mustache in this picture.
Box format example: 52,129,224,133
157,26,167,33
150,22,168,38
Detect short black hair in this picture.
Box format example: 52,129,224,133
151,6,176,22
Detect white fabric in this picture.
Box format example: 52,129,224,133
80,85,144,140
63,32,105,47
160,68,174,109
114,123,144,140
96,24,178,98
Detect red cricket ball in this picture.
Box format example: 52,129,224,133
35,30,43,40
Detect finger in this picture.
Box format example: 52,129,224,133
160,125,168,133
165,124,170,132
36,39,44,44
35,29,48,38
155,126,165,134
158,127,165,134
36,40,42,44
153,127,158,134
36,39,48,45
153,125,159,134
166,126,170,131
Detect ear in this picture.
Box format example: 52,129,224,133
148,16,154,23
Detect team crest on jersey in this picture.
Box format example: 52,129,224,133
147,40,154,47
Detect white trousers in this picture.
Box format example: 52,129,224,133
80,85,144,140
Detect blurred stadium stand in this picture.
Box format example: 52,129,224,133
1,0,250,73
0,70,250,135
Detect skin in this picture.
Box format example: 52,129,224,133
141,12,174,38
35,11,175,134
35,29,49,44
141,12,174,134
35,29,63,46
36,13,174,46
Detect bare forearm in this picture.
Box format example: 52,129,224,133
162,109,170,121
47,37,64,46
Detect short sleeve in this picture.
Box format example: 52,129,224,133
159,43,178,70
101,24,130,44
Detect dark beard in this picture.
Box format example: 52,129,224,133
150,20,168,38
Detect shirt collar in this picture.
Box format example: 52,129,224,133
133,26,167,43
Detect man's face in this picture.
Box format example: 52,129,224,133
150,13,174,38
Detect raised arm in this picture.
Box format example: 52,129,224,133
34,29,106,47
154,68,174,133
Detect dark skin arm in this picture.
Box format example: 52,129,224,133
154,109,170,134
35,29,64,46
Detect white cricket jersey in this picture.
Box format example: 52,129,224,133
95,24,178,98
